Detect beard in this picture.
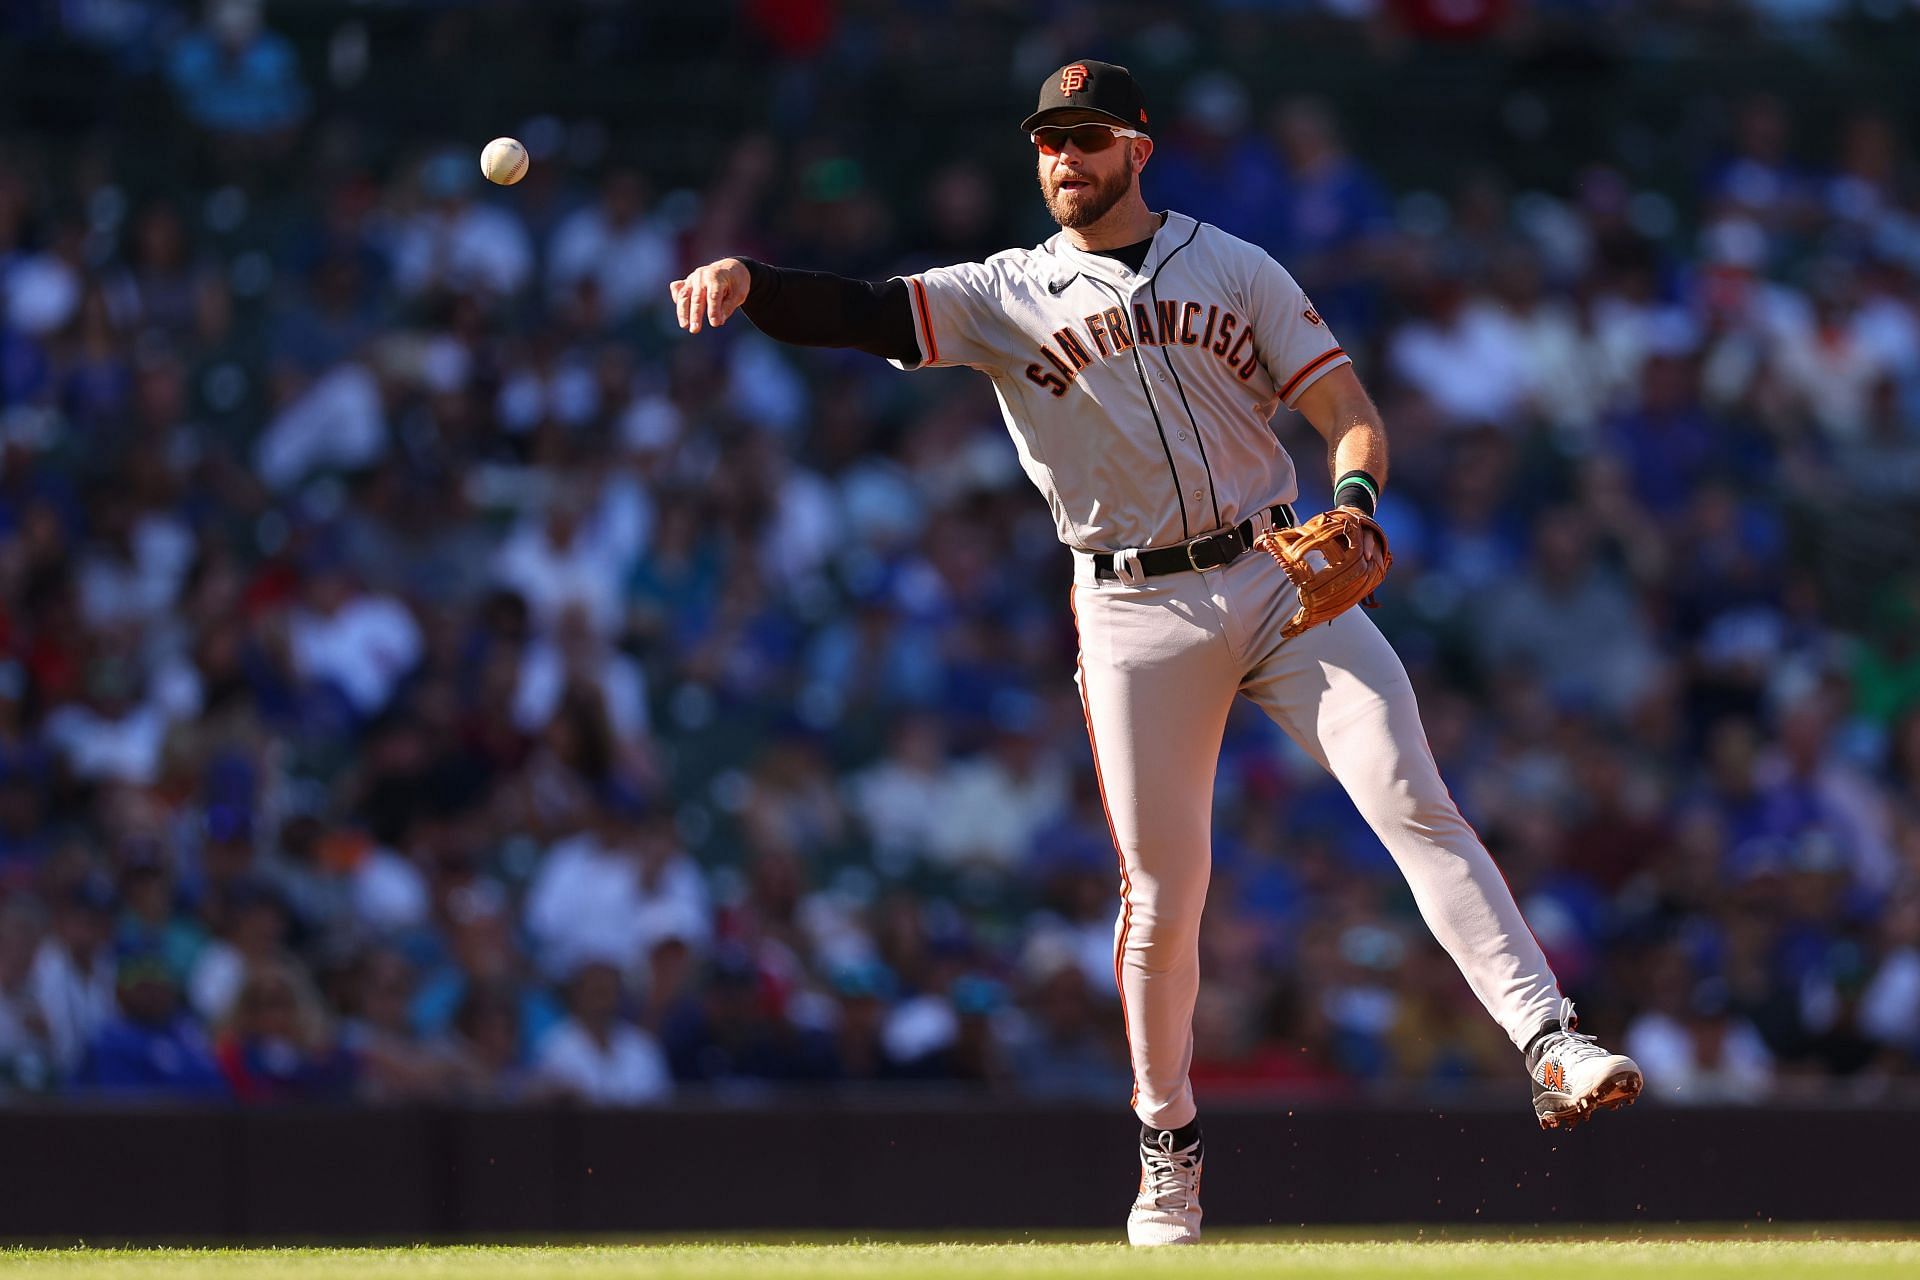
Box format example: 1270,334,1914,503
1039,162,1133,230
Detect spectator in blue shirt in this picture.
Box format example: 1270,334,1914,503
1270,96,1392,333
1146,73,1289,249
78,951,229,1099
166,0,308,139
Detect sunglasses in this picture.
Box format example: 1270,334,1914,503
1030,124,1147,156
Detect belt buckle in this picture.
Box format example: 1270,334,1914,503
1186,530,1231,572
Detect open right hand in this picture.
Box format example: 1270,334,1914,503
668,258,751,333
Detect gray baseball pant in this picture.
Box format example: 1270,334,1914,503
1070,543,1562,1130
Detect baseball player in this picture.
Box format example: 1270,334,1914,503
670,60,1643,1245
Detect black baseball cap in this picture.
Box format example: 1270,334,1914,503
1021,60,1152,137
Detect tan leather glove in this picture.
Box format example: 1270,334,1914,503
1254,508,1392,639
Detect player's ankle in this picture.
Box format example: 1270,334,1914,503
1141,1118,1202,1150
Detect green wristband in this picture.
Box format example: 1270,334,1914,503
1334,470,1379,515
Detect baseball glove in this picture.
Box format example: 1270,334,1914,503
1254,507,1392,638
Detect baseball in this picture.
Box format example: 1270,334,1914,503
480,137,529,186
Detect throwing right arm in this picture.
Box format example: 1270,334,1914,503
669,257,918,364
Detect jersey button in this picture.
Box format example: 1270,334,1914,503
1193,489,1203,499
1178,431,1189,440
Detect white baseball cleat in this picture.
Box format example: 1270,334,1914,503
1529,998,1643,1131
1127,1128,1203,1246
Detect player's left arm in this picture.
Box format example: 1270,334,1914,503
1242,249,1385,560
1296,364,1388,499
1241,252,1379,505
1295,366,1389,568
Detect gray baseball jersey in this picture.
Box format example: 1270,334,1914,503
889,210,1349,551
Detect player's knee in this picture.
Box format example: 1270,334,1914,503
1119,896,1206,954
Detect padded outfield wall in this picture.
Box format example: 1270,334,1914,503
0,1100,1912,1238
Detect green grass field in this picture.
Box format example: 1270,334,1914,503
4,1235,1919,1280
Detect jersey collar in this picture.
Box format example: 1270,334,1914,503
1045,210,1196,289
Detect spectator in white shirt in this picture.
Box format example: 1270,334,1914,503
286,559,424,719
3,217,84,337
513,602,650,753
1388,271,1537,429
1860,889,1920,1054
547,168,675,321
1767,263,1919,443
1625,976,1775,1106
0,902,53,1093
42,652,190,787
535,958,672,1106
253,362,389,492
29,882,119,1076
847,715,949,873
76,493,196,630
494,475,649,641
927,715,1068,873
389,149,533,299
526,790,710,982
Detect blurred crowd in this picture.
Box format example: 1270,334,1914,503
1,0,1920,1110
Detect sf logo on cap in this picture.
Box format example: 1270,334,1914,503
1061,64,1088,92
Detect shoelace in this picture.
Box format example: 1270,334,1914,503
1139,1137,1201,1211
1541,999,1609,1066
1542,1025,1610,1065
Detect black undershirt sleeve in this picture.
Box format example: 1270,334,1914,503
737,259,920,364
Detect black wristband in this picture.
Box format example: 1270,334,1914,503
1333,470,1380,516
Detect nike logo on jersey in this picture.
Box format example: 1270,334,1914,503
1047,275,1078,296
1023,299,1260,398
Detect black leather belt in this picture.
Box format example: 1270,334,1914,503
1093,504,1297,581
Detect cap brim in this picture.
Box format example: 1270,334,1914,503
1020,106,1140,135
